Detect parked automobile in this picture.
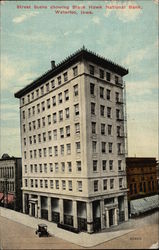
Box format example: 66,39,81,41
35,224,49,237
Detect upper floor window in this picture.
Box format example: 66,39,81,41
59,110,63,121
74,104,79,116
57,76,61,85
27,94,30,103
60,127,64,138
106,72,111,82
94,180,98,192
64,89,69,101
62,180,66,190
107,107,111,118
118,160,122,171
106,89,111,100
74,84,78,96
41,86,44,95
89,65,94,75
99,69,104,79
36,89,39,98
93,160,97,172
47,99,50,109
58,93,62,104
22,97,25,105
91,102,95,115
55,180,59,189
115,75,119,84
63,72,68,82
53,129,57,140
52,96,56,106
73,66,78,77
76,142,81,153
101,142,106,153
108,142,113,153
90,83,95,95
68,180,72,191
68,162,72,172
116,92,120,102
41,101,45,111
92,141,97,153
46,83,49,92
31,92,34,100
110,179,114,189
75,123,80,134
66,143,71,155
100,105,105,116
100,87,104,98
65,108,70,119
92,122,96,134
108,125,112,135
77,181,82,192
22,110,25,119
119,178,123,188
103,179,107,190
77,161,81,171
66,125,70,137
109,160,113,171
51,80,55,89
53,113,57,123
102,160,107,171
101,123,105,135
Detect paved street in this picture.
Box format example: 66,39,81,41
0,209,158,249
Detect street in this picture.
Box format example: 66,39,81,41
0,210,158,249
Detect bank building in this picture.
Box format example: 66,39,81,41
15,47,129,233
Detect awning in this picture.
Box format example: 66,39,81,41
130,195,159,215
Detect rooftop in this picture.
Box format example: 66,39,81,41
14,47,128,98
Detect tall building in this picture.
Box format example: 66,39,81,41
15,48,129,233
0,154,22,211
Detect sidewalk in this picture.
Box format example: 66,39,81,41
0,207,137,248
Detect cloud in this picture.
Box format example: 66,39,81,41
13,12,39,24
105,1,142,23
92,16,100,24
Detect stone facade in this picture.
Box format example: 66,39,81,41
15,48,129,233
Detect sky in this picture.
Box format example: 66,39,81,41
0,0,158,158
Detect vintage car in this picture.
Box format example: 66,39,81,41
35,224,49,237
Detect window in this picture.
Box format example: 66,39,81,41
24,165,27,174
29,122,31,131
63,72,68,82
75,123,80,134
22,97,25,105
50,180,54,189
30,151,33,159
36,89,39,97
52,96,56,106
115,75,119,84
25,179,28,187
103,179,107,190
107,107,111,118
110,179,114,189
55,180,59,189
53,113,57,123
92,122,96,134
37,119,40,129
62,180,66,190
74,104,79,116
119,178,123,188
93,160,97,172
109,160,113,171
43,132,46,142
53,129,57,140
24,138,26,146
27,94,30,102
55,163,58,172
74,84,78,96
76,142,81,153
117,143,121,154
50,163,53,172
108,143,113,153
60,128,64,138
77,181,82,192
39,164,42,173
49,147,52,156
99,69,104,79
33,135,36,144
108,125,112,135
32,106,35,115
61,162,65,172
118,160,122,171
117,126,121,137
54,146,58,156
60,145,64,155
91,103,95,115
115,92,120,102
28,108,31,118
68,162,72,172
24,151,26,159
68,180,72,191
37,104,40,113
90,83,95,95
101,124,105,135
43,148,47,157
66,126,70,137
77,161,81,171
64,89,69,101
39,149,42,158
47,99,50,109
46,83,49,92
41,86,44,95
100,87,104,98
102,142,106,153
66,143,71,154
35,179,38,188
59,110,63,121
92,141,97,153
65,108,70,119
22,110,25,119
102,160,107,171
30,179,34,188
48,115,51,125
89,65,94,75
30,164,33,173
51,80,55,89
58,93,62,103
94,180,98,192
106,72,111,82
106,89,111,100
40,180,43,188
41,101,45,112
57,76,61,85
32,121,36,130
73,66,78,77
23,124,26,133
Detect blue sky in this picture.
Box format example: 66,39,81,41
0,0,158,158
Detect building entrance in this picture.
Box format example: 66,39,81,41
109,209,114,226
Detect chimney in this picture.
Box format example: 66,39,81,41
51,60,55,69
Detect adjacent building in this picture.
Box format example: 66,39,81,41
15,47,129,233
0,154,22,211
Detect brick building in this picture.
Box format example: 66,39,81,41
14,47,129,233
0,154,22,211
